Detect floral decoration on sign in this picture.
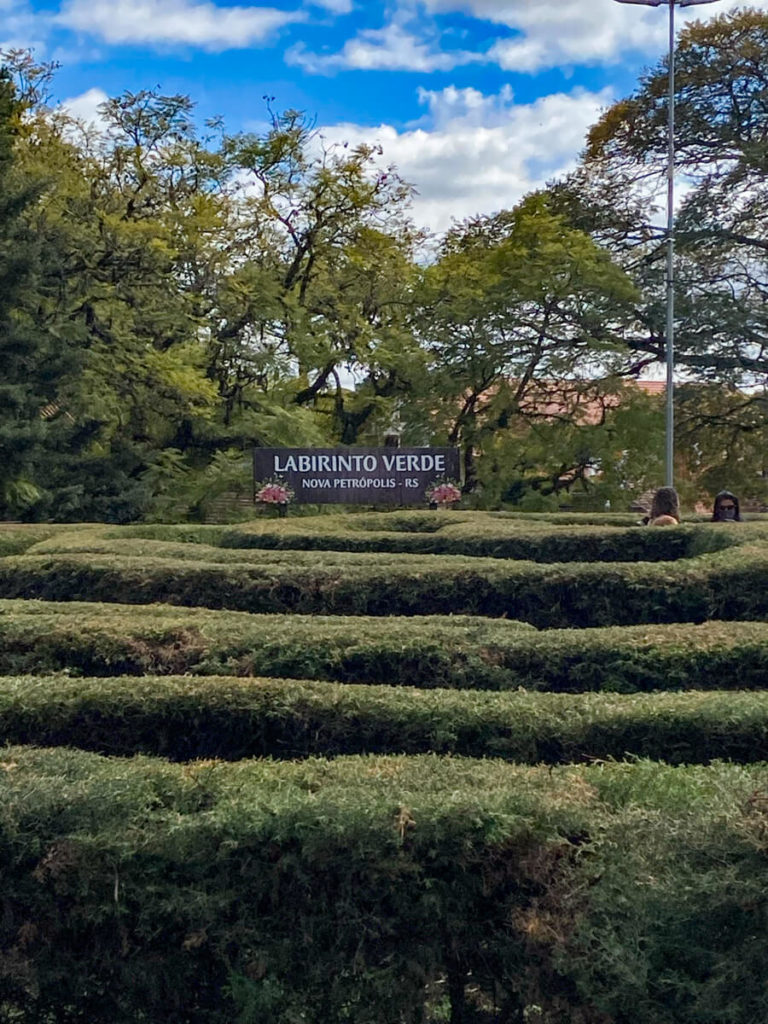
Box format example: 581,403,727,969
255,478,295,505
426,479,462,506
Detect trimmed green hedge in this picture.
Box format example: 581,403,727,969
3,515,761,568
0,524,67,556
0,600,538,684
217,522,725,563
2,748,768,1024
5,600,768,693
6,512,768,1024
28,532,467,565
0,542,763,626
4,674,768,764
7,513,742,564
116,514,739,562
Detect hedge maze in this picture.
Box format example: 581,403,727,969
3,512,768,1022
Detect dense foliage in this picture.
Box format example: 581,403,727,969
5,14,768,519
554,8,768,500
3,748,768,1024
0,515,753,626
5,597,768,692
2,515,768,1021
5,673,768,764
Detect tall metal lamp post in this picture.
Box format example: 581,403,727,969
612,0,722,488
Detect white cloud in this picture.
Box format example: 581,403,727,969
291,0,768,78
60,86,110,125
317,84,613,233
288,0,485,72
57,0,305,52
288,17,482,71
424,0,768,72
0,0,49,54
307,0,353,11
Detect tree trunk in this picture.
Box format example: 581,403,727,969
446,957,466,1024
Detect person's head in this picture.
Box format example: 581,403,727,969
650,486,680,523
712,490,741,522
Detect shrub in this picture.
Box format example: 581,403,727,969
2,674,768,765
111,515,742,562
0,546,753,626
1,749,768,1024
0,600,537,684
0,525,66,556
3,601,768,693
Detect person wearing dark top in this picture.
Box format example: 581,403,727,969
712,490,741,522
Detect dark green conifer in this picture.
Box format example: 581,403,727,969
0,69,48,515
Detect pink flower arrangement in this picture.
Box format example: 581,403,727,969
255,480,294,505
427,481,462,506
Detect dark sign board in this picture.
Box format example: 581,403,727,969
253,447,461,505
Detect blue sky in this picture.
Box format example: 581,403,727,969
2,0,760,233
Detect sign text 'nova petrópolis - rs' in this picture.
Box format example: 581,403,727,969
253,447,462,505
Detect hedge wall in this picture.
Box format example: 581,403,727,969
2,748,768,1024
4,513,768,1024
0,525,65,557
3,674,768,764
216,523,722,563
116,515,738,563
0,543,764,626
4,600,768,693
0,600,540,685
4,515,761,568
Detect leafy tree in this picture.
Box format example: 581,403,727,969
554,8,768,480
13,88,224,519
224,108,424,443
0,68,66,514
676,384,768,503
413,195,638,489
0,57,427,521
14,46,756,519
475,383,665,509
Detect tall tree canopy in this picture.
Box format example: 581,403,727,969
0,69,73,515
2,36,765,521
1,58,423,520
414,195,638,489
540,8,768,503
560,9,768,389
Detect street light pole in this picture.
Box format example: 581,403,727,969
612,0,722,489
665,0,676,489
